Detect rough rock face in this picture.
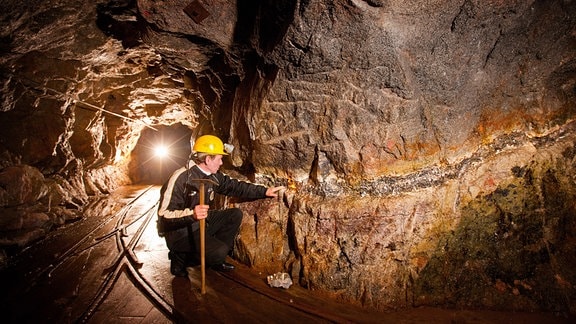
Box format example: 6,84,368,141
0,0,575,314
235,0,576,313
238,126,576,312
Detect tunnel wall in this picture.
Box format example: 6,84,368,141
0,0,574,314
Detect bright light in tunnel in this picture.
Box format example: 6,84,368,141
154,145,169,159
130,124,192,185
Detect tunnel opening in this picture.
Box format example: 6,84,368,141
128,123,192,185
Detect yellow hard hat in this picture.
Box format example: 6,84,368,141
192,135,229,155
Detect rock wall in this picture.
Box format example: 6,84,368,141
252,0,576,180
0,0,195,259
0,0,575,314
237,123,576,313
230,0,576,313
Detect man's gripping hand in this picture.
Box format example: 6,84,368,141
193,204,209,220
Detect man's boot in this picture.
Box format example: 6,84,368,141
168,251,187,277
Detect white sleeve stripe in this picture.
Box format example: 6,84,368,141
158,167,189,219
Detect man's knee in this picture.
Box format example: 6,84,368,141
207,243,230,265
229,208,242,225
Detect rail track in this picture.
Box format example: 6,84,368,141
77,186,173,322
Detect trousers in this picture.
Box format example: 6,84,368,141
164,208,243,265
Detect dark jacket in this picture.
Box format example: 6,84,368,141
157,161,268,233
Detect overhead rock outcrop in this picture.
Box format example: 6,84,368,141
0,0,575,314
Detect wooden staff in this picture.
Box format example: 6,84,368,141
199,181,206,295
190,178,216,294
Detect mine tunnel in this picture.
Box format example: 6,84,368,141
1,0,576,323
128,124,192,185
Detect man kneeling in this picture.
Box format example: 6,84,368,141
157,135,283,277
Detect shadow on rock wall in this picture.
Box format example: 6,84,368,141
413,151,576,315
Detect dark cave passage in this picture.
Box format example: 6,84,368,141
128,124,192,185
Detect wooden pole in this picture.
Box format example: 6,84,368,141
199,182,206,294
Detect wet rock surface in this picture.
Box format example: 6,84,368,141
0,0,575,315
